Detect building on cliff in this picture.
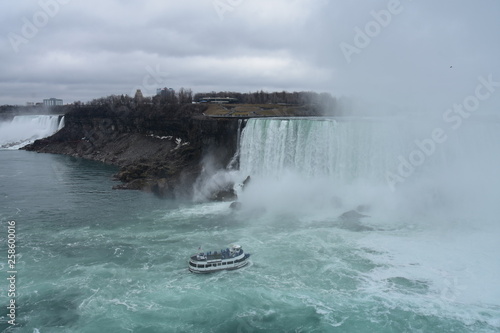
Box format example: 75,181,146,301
198,97,238,104
43,98,63,106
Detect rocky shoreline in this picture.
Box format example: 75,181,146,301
23,103,241,199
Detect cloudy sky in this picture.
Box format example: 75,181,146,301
1,0,499,114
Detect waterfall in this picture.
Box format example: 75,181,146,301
227,118,245,170
238,117,418,183
0,115,65,149
236,117,500,220
57,116,65,131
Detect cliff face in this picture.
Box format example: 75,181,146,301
23,104,241,199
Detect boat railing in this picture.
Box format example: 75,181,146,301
194,247,244,261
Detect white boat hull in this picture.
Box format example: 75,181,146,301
188,245,250,273
188,258,250,274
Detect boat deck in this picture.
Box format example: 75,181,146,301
191,247,243,262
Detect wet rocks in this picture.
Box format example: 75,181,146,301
23,104,241,199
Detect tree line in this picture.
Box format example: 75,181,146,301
193,90,336,107
82,89,336,108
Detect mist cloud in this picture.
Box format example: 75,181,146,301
1,0,499,113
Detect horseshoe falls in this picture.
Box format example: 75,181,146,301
237,117,500,222
1,116,500,332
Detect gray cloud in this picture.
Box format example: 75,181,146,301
1,0,499,114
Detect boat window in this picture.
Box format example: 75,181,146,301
228,261,233,265
189,262,196,267
222,262,226,265
198,264,205,268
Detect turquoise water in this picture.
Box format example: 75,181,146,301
1,146,500,332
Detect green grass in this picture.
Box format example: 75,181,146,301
204,103,307,117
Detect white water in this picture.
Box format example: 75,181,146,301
1,116,499,331
235,117,500,221
0,115,65,149
213,116,500,323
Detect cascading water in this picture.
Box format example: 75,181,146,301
0,115,498,331
227,118,245,170
0,115,65,149
239,117,413,181
57,115,65,131
229,116,500,317
235,117,500,221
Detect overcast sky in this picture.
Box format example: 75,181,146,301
1,0,499,114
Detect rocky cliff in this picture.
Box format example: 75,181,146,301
23,104,241,199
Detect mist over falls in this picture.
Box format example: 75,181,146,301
212,117,500,224
0,115,65,149
4,113,499,225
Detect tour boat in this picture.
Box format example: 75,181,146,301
188,244,250,273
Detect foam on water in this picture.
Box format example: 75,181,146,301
229,116,500,330
2,114,500,332
234,117,500,222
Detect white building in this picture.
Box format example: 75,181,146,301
43,98,63,106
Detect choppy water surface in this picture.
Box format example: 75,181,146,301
1,116,500,332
